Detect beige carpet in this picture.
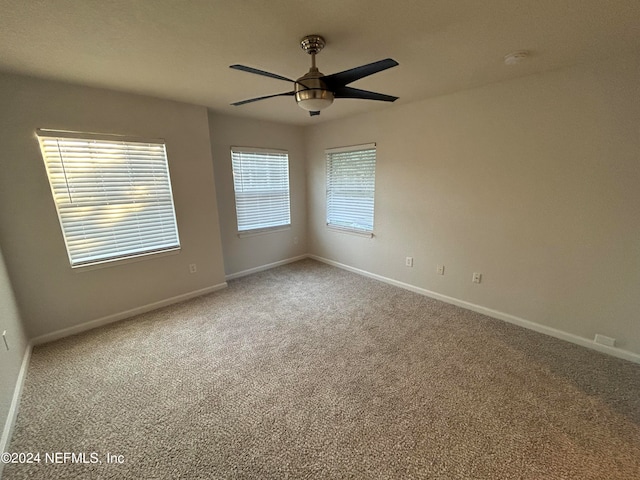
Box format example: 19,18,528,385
4,259,640,479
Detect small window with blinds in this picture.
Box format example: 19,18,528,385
326,143,376,235
231,147,291,234
37,129,180,268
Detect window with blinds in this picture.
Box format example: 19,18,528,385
326,143,376,234
37,130,180,267
231,147,291,234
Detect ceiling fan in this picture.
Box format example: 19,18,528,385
230,35,399,116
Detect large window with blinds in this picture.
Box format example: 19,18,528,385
231,147,291,234
326,143,376,234
37,130,180,268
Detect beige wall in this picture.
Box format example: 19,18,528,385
209,112,307,275
305,56,640,355
0,73,226,339
0,246,28,459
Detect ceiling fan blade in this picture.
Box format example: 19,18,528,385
309,111,321,117
230,65,295,83
231,91,295,106
322,58,399,88
333,86,398,102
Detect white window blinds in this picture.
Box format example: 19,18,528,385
231,147,291,233
37,130,180,267
326,143,376,233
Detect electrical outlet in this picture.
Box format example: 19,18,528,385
293,236,299,245
405,256,414,267
2,330,8,351
594,334,616,347
437,265,445,275
189,264,197,274
472,272,482,283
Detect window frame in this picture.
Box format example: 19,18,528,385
36,129,181,269
230,146,291,236
325,143,377,237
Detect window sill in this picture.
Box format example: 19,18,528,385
72,248,181,272
237,225,291,238
326,225,374,238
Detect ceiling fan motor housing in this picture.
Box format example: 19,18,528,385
295,68,334,111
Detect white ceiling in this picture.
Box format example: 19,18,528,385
1,0,638,126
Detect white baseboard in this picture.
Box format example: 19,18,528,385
308,254,640,365
225,255,308,281
0,342,32,465
31,283,227,346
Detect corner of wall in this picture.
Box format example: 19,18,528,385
0,247,31,462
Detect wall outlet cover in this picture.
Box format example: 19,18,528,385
594,334,616,347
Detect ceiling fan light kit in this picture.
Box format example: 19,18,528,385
230,34,399,117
